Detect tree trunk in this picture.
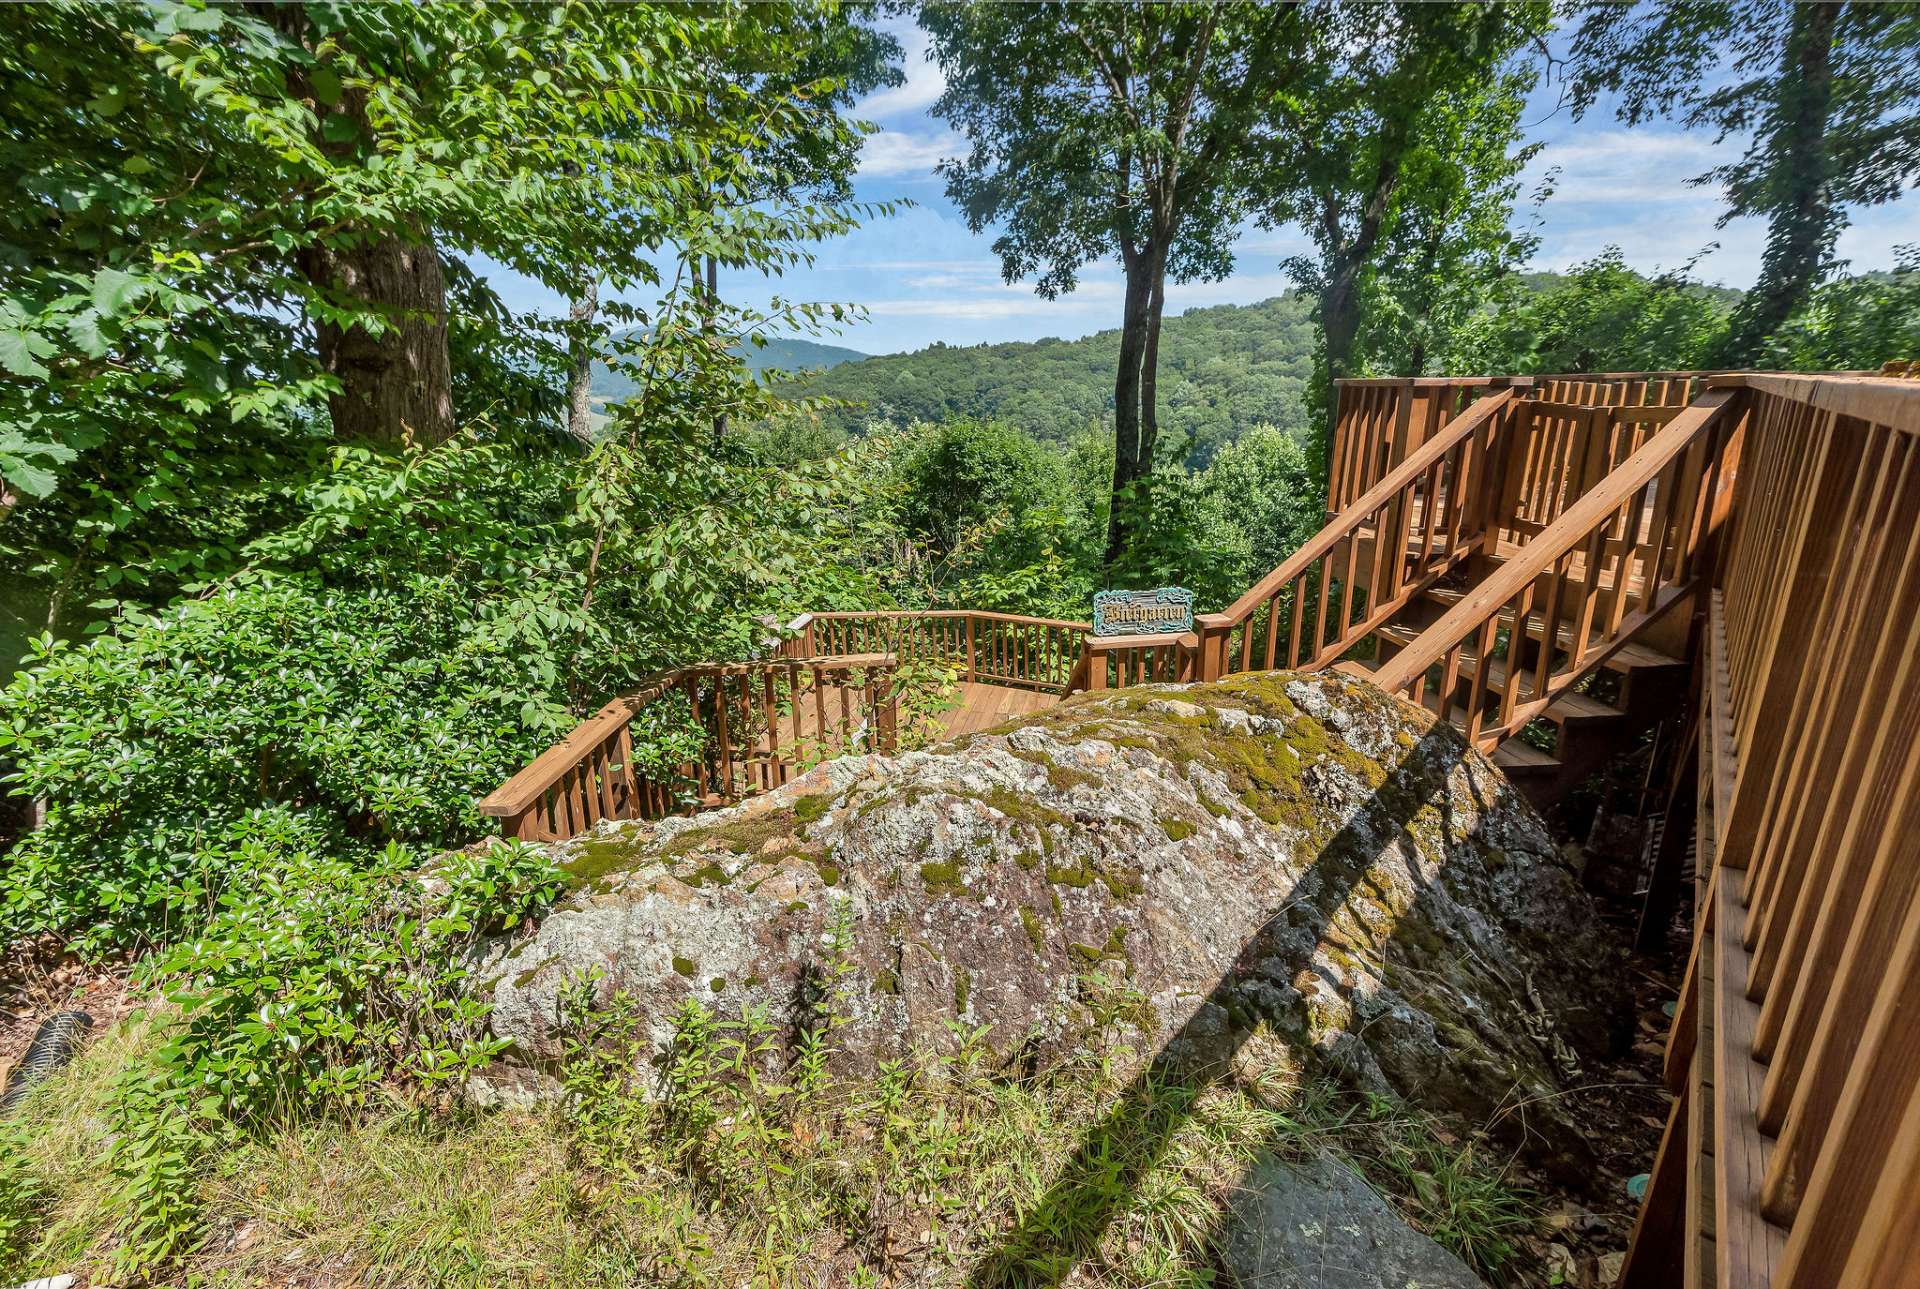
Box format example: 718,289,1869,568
707,253,729,448
1319,259,1364,452
1138,249,1167,483
268,6,455,448
1715,1,1840,367
301,233,456,447
567,274,598,443
1104,255,1157,572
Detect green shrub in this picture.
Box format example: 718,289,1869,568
102,838,564,1276
143,839,561,1119
625,690,712,803
0,582,566,949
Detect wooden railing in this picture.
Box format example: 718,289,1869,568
478,655,897,842
1370,388,1738,750
1079,631,1197,690
1620,373,1920,1288
1190,388,1518,682
1326,376,1517,512
783,609,1089,694
1489,376,1708,551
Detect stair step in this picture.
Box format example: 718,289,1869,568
1376,626,1625,726
1345,659,1564,779
1493,739,1560,775
1420,587,1686,674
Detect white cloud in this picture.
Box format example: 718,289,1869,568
855,22,947,120
864,295,1101,321
1535,130,1722,173
1524,129,1731,207
1165,271,1302,306
816,258,998,274
858,127,963,178
901,270,1005,290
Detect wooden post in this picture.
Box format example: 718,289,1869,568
876,667,899,752
964,614,977,682
1637,724,1701,953
1193,614,1232,681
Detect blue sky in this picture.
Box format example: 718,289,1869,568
483,13,1917,356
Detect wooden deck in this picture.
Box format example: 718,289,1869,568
937,680,1059,739
483,368,1920,1289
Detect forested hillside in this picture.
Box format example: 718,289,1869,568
735,256,1914,468
776,293,1319,465
590,333,866,400
3,2,1917,1285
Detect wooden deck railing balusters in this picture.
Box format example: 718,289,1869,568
479,654,899,841
1372,389,1739,749
1192,385,1519,685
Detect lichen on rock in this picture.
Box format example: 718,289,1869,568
471,671,1627,1175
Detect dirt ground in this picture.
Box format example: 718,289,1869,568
0,933,134,1098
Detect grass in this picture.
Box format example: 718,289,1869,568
1,1007,1539,1288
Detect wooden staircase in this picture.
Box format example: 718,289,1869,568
483,366,1920,1289
1359,591,1674,802
1079,372,1743,808
1364,581,1689,802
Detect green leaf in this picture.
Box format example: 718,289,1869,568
172,4,225,33
91,267,149,315
67,309,110,358
0,326,52,379
0,452,59,499
309,67,342,107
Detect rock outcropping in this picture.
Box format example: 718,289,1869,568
474,673,1626,1169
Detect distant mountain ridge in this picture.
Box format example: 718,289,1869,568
591,334,867,401
784,294,1321,466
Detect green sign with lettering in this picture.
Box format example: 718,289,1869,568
1092,587,1194,636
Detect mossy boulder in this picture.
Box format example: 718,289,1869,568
472,672,1627,1173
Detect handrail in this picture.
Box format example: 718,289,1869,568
1722,371,1920,435
785,607,1090,695
1218,389,1514,626
481,694,651,821
1370,388,1738,745
1191,387,1517,680
1371,388,1733,693
1080,631,1198,690
796,608,1093,631
479,653,897,841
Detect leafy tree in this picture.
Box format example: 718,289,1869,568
886,418,1091,611
564,5,904,440
1198,425,1321,581
1435,249,1736,374
1354,86,1545,379
1761,245,1920,372
1,0,879,645
1566,0,1920,366
0,0,868,634
779,295,1317,466
924,2,1310,571
0,0,905,952
1260,2,1549,437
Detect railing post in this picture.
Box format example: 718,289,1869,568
1193,614,1231,681
1475,395,1527,559
1084,642,1107,690
1174,631,1201,682
876,666,899,752
780,613,815,660
964,614,977,683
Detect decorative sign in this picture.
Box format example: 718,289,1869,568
1092,587,1195,637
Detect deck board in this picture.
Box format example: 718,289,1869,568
937,681,1060,739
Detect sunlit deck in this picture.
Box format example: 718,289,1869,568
936,680,1059,740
